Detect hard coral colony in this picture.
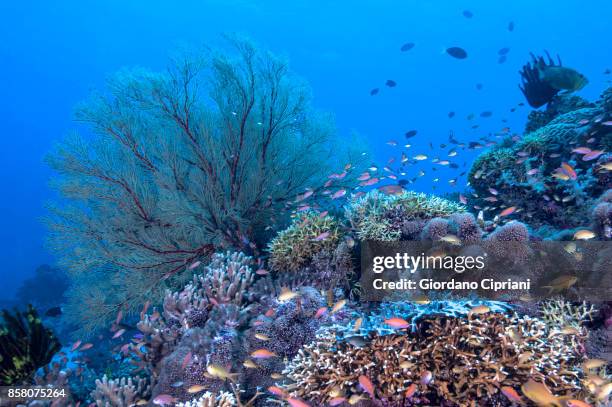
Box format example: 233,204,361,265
3,15,611,407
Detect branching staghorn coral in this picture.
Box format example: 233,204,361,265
268,211,341,272
283,313,590,406
177,391,237,407
540,298,597,329
46,35,364,331
91,375,151,407
345,190,466,241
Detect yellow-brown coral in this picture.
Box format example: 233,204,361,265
283,313,591,405
268,211,341,272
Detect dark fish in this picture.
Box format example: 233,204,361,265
498,47,510,55
462,10,473,18
540,66,588,91
405,130,418,138
476,83,483,90
480,111,493,118
448,111,455,118
450,163,459,169
345,336,368,347
45,306,63,317
604,69,611,75
370,88,379,96
398,179,409,186
446,47,468,59
508,21,515,31
386,80,397,87
498,55,507,64
400,42,415,52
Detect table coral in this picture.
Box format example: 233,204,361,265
346,191,466,241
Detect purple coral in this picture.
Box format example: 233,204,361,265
484,221,531,264
448,213,482,243
592,189,612,239
420,218,450,241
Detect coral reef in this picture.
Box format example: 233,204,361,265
468,87,612,231
524,93,594,133
346,190,466,241
268,211,341,272
90,375,151,407
126,251,340,405
283,313,591,406
0,305,61,385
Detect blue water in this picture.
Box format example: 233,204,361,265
1,0,611,300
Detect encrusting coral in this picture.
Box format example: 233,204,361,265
282,312,592,406
346,190,466,241
268,211,341,272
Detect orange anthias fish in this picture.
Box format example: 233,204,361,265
314,307,328,318
500,386,524,405
404,383,417,398
251,349,277,359
329,397,347,406
267,386,287,398
360,177,380,186
330,299,347,314
561,162,577,180
583,150,604,161
331,189,347,199
112,329,126,339
79,343,94,351
278,287,300,302
384,317,410,329
521,379,562,407
71,340,82,352
358,375,376,399
499,206,517,217
353,317,363,331
181,351,192,369
312,232,330,241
